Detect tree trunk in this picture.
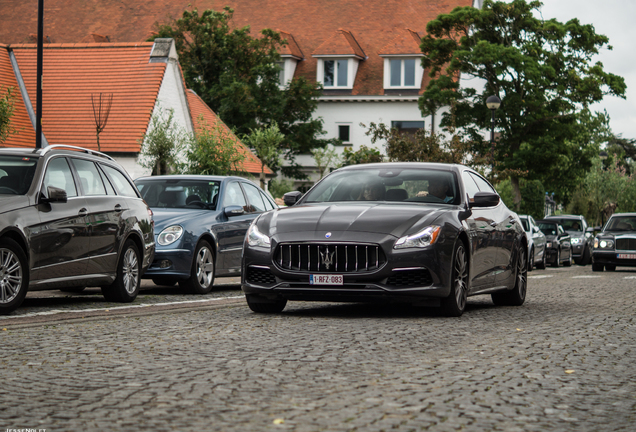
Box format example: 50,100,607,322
260,164,266,190
511,176,522,210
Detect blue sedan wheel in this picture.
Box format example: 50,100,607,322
180,240,215,294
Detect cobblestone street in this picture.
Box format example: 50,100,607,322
0,265,634,431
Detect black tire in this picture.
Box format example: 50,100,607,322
246,294,287,313
101,239,141,302
492,244,527,306
592,262,604,272
579,246,591,266
528,248,534,272
536,248,546,270
606,264,616,271
551,249,560,267
441,242,469,317
152,278,178,287
60,286,86,293
179,240,215,294
0,238,29,315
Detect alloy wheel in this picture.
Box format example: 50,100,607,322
453,245,468,311
0,248,22,304
122,247,139,295
195,246,215,289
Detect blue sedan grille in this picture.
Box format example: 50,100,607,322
275,242,386,273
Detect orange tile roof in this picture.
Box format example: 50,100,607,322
378,29,422,56
186,89,272,176
4,42,165,152
313,30,366,59
0,0,474,96
278,31,304,60
0,44,36,147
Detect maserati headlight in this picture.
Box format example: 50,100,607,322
595,238,614,249
158,225,183,246
394,226,441,249
247,222,271,249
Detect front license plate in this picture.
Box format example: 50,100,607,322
310,274,343,285
617,253,636,259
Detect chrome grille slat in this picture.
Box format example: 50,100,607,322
275,243,386,273
616,238,636,251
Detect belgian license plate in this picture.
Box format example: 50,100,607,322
617,254,636,259
310,274,343,285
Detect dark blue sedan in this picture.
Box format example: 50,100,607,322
134,175,277,293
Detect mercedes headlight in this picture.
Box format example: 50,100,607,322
394,226,441,249
247,223,271,249
158,225,183,246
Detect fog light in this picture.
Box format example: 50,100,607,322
159,260,172,268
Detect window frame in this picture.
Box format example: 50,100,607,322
382,56,424,90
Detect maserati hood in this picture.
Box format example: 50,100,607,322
264,203,446,238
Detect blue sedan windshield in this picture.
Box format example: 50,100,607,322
136,179,221,209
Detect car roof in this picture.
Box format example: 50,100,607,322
545,215,584,220
335,161,467,173
134,174,256,184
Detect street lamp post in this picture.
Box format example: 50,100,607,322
486,95,501,181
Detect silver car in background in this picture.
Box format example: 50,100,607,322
519,215,547,270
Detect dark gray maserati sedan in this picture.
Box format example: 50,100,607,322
242,163,528,317
0,145,155,314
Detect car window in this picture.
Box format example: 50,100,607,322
469,172,497,194
0,155,38,195
135,179,220,209
462,171,481,199
72,158,106,196
606,216,636,231
102,165,139,198
538,223,557,236
520,218,529,231
223,182,247,209
261,191,275,211
242,182,266,213
97,165,116,195
42,157,77,197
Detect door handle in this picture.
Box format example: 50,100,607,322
78,208,88,216
114,204,123,212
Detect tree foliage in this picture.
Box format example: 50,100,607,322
184,117,247,176
0,86,16,143
496,178,545,220
243,122,285,189
339,145,384,167
138,108,187,175
151,7,326,179
311,145,341,179
419,0,626,208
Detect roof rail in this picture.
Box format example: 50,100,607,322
35,145,115,161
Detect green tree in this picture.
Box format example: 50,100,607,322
243,122,285,189
0,86,16,143
496,178,545,220
339,145,384,167
419,0,626,209
311,145,341,179
185,117,246,176
138,108,187,175
151,7,326,179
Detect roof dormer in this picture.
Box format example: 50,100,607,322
378,29,424,90
312,30,366,90
277,31,304,87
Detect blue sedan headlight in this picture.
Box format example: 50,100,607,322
158,225,184,246
247,223,271,249
394,226,441,249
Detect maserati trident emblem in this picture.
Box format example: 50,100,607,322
320,247,335,270
325,232,332,238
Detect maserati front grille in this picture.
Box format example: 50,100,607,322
616,237,636,251
275,242,386,273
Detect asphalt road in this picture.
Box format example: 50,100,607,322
0,265,634,431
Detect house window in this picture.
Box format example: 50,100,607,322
324,59,348,87
392,121,424,135
389,59,417,87
338,125,350,142
276,61,285,86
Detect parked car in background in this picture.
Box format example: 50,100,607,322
592,213,636,271
0,145,155,315
536,220,572,267
242,162,528,317
544,214,592,265
134,175,277,293
519,215,546,270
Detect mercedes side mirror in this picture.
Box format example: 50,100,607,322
224,205,245,217
283,191,303,206
41,186,68,204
